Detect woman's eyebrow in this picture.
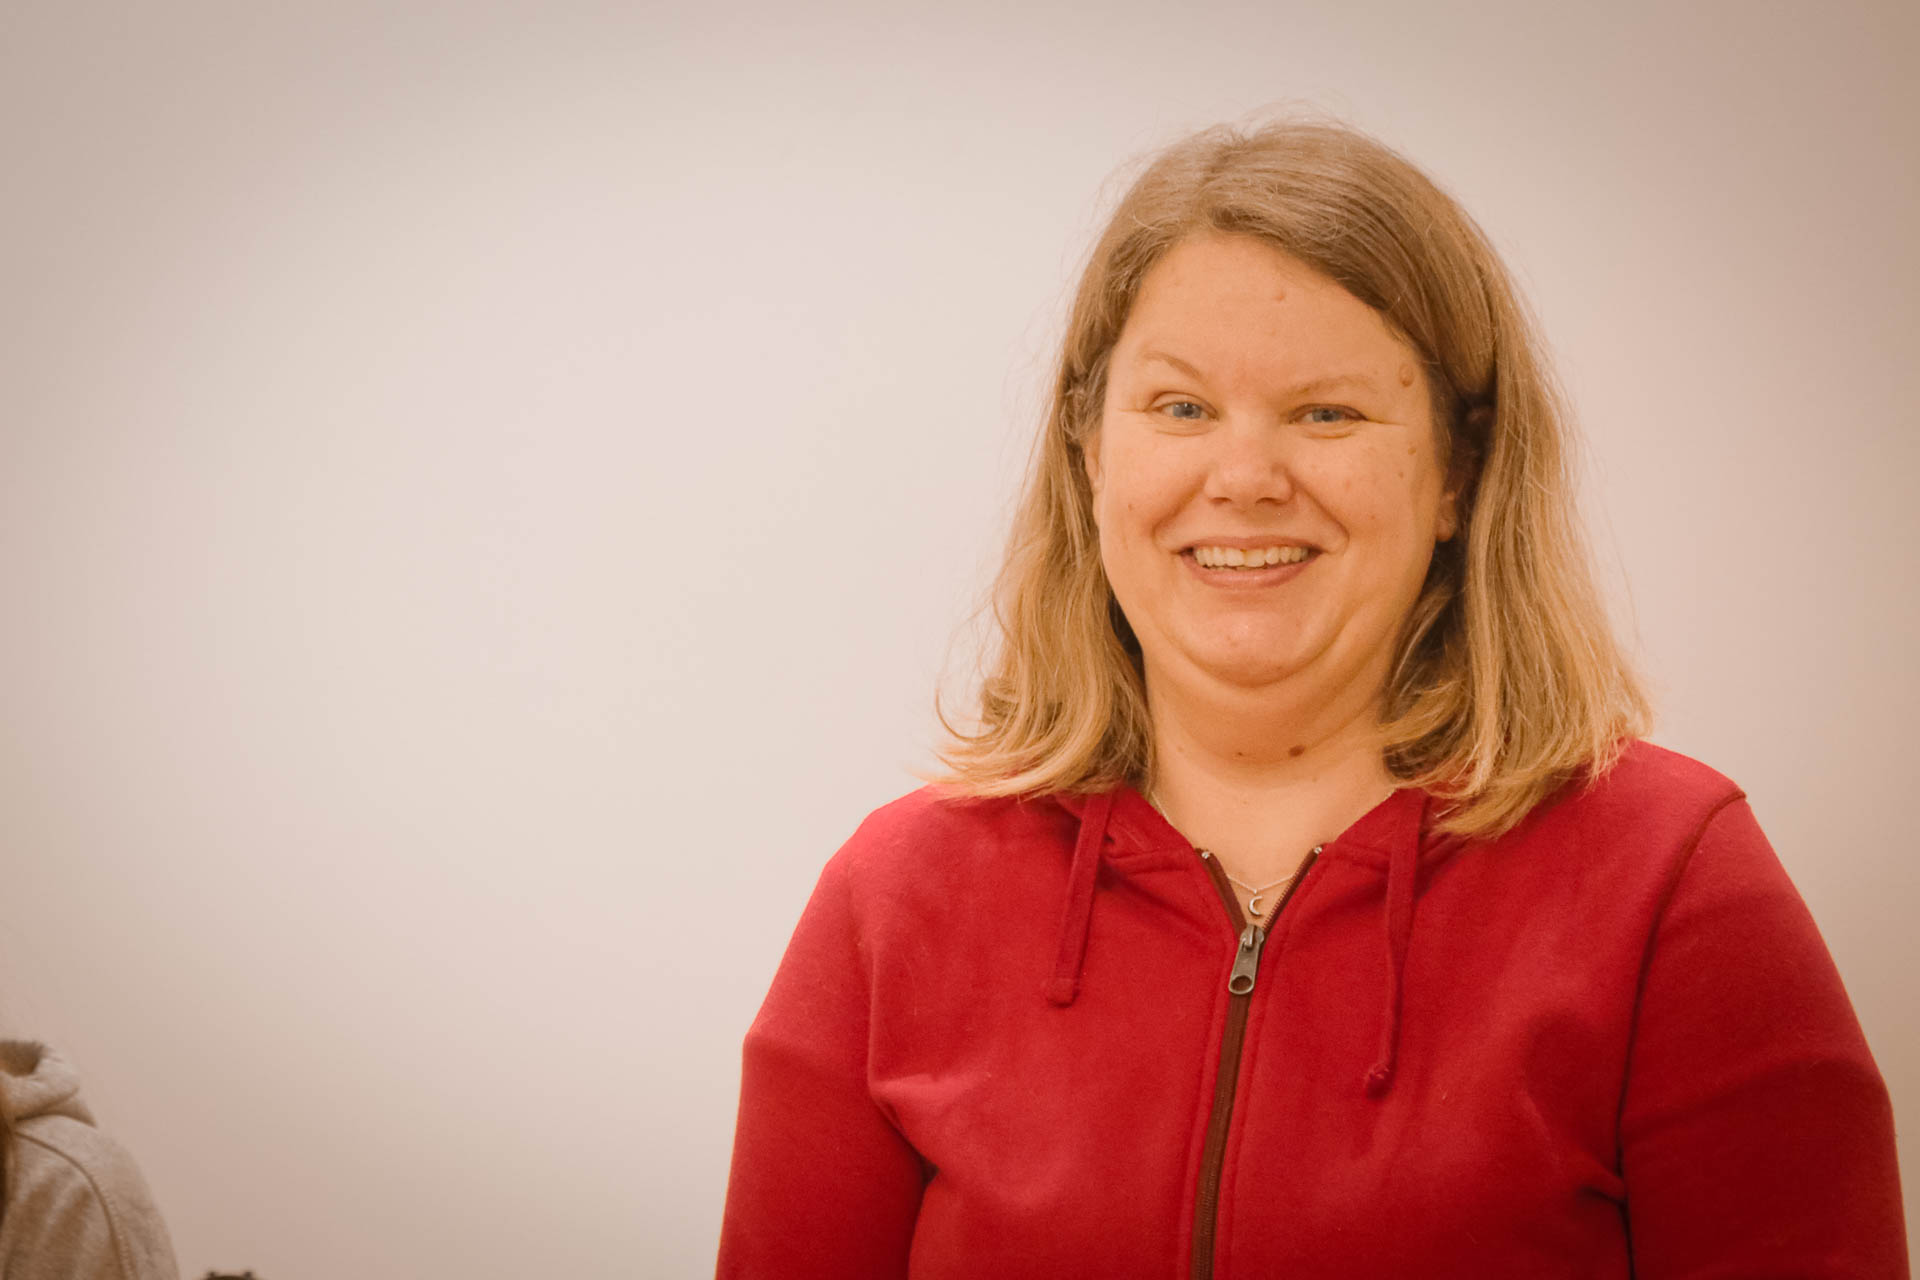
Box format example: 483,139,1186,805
1134,349,1383,399
1137,348,1208,380
1285,373,1383,398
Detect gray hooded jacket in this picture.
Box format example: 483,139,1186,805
0,1041,178,1280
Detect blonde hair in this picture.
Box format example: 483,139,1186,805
934,118,1650,837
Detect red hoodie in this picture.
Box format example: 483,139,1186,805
717,742,1906,1278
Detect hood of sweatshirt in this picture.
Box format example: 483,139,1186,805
0,1041,94,1128
1046,782,1470,1096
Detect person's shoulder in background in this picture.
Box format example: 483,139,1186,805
0,1040,179,1280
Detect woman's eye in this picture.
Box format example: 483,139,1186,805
1158,400,1206,421
1301,405,1358,425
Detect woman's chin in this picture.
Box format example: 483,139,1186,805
1172,643,1318,694
1208,660,1311,692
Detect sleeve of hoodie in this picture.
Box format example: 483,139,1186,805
716,847,925,1279
1619,795,1908,1278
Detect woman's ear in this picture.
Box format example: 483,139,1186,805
1082,431,1104,501
1435,406,1488,543
1436,466,1465,541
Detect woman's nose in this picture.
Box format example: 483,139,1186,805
1202,416,1297,508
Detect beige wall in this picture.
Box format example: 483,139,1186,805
1,1,1913,1273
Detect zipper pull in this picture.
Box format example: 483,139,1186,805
1227,924,1267,995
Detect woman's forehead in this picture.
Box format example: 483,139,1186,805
1112,233,1419,390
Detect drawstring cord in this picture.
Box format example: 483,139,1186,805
1046,788,1114,1008
1048,783,1439,1101
1365,827,1420,1097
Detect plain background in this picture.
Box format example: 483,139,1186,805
2,0,1914,1274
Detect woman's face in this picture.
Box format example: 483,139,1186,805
1085,232,1457,708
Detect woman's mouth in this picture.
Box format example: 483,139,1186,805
1188,544,1313,569
1179,545,1321,584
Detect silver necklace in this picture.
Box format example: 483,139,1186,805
1144,782,1320,920
1196,851,1308,919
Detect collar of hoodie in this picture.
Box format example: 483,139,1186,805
1045,783,1464,1097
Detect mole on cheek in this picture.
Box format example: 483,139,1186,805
1398,364,1415,388
1288,745,1305,758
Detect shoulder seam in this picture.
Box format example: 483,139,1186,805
1612,785,1748,1159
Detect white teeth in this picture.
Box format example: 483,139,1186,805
1191,545,1311,569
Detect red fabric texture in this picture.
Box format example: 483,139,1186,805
716,742,1907,1278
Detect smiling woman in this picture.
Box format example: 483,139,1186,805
1086,233,1463,875
715,119,1908,1279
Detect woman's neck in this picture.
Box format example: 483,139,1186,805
1144,667,1398,883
